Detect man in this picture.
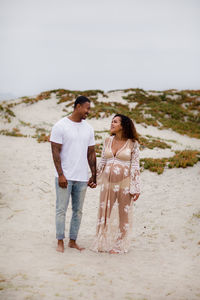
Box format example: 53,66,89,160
50,96,96,252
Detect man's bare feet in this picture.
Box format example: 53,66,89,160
68,239,85,251
56,240,64,253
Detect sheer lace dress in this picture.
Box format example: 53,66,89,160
90,136,140,253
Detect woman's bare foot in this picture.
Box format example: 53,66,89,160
68,239,85,251
109,249,120,254
56,240,64,253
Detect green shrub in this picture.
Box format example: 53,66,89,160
140,150,200,174
0,128,26,137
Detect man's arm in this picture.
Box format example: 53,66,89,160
51,142,68,188
87,145,97,188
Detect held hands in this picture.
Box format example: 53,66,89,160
58,174,96,189
88,176,97,188
130,193,140,202
58,174,68,188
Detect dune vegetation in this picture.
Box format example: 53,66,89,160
0,88,200,173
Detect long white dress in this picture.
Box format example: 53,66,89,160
91,136,140,253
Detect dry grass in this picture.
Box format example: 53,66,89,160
140,150,200,174
123,89,200,138
0,104,16,122
32,128,50,143
1,88,200,140
57,89,107,104
193,211,200,219
0,128,27,137
139,136,171,150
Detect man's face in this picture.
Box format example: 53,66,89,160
77,102,91,119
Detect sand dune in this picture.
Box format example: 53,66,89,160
0,90,200,300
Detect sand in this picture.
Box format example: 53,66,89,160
0,93,200,300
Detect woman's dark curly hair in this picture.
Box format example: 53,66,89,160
112,114,139,142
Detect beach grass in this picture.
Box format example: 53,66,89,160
140,150,200,174
0,128,27,137
1,88,199,139
139,136,171,150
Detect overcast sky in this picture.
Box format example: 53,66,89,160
0,0,199,98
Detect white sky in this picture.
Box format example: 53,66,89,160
0,0,200,97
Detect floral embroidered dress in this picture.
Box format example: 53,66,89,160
91,136,140,253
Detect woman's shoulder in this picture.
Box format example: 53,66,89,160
129,139,139,149
102,136,113,148
104,135,113,143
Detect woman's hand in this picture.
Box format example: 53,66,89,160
88,176,97,188
130,193,140,202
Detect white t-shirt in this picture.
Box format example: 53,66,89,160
50,117,95,181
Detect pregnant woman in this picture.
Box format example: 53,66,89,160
91,114,140,254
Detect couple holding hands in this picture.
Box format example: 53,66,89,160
50,96,140,254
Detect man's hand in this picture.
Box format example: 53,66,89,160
87,146,96,188
130,193,140,202
88,176,97,188
58,174,68,188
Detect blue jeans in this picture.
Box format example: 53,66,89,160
55,178,87,240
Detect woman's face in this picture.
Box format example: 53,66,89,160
110,116,123,135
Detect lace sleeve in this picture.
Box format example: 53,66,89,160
130,140,140,194
97,138,108,177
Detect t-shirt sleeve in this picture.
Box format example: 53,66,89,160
88,128,95,146
50,124,63,144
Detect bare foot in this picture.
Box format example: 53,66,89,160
109,249,120,254
56,240,64,253
68,240,85,251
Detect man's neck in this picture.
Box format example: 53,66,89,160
68,112,82,123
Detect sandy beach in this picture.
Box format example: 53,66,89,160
0,90,200,300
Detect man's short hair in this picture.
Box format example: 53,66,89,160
74,96,90,108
